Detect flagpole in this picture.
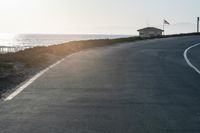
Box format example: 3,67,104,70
163,20,165,35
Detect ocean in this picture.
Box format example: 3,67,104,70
0,34,131,53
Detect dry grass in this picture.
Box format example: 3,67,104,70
0,33,200,68
0,37,144,67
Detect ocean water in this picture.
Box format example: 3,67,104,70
0,34,131,53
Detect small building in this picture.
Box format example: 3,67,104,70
137,27,164,37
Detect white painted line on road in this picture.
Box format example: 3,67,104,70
4,59,64,101
184,43,200,74
4,53,78,101
2,42,155,101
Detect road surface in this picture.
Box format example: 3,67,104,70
0,36,200,133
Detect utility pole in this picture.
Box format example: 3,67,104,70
197,17,199,33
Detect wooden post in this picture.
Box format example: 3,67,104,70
197,17,199,33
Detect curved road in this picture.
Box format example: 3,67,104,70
1,36,200,133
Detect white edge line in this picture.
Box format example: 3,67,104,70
184,43,200,74
4,42,200,101
4,53,77,101
3,42,134,101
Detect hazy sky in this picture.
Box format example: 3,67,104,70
0,0,199,35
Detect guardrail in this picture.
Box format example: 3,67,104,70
0,46,32,53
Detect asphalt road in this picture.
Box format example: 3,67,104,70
0,36,200,133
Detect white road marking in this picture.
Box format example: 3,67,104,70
4,53,77,101
2,42,156,101
184,43,200,74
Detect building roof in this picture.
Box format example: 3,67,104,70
137,27,164,32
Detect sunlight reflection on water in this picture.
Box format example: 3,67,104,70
0,34,131,53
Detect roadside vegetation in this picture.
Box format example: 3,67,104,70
0,37,144,67
1,32,200,67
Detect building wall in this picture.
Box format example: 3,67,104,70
139,31,163,37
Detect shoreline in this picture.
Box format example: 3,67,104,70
0,33,200,98
0,34,131,54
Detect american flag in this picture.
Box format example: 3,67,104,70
164,20,170,25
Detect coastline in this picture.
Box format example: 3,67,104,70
0,33,200,98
